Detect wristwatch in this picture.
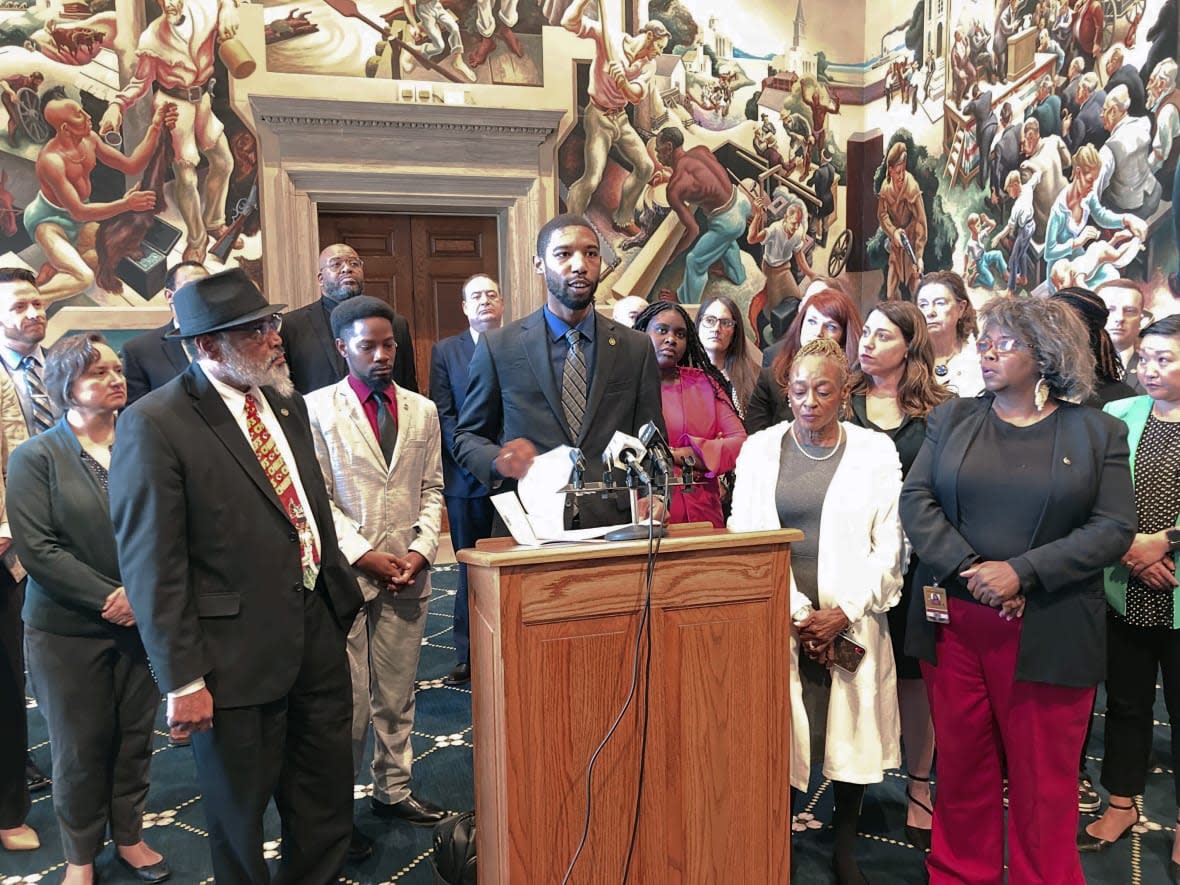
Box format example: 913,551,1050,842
1167,527,1180,553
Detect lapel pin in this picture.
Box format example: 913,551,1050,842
608,336,617,346
280,408,290,417
1063,456,1071,465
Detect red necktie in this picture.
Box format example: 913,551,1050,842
244,394,320,590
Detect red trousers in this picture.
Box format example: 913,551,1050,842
921,597,1094,885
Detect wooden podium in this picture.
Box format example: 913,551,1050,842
457,526,801,883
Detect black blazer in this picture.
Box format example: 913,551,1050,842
453,308,665,528
121,323,189,406
109,363,363,707
281,298,417,395
8,419,124,638
429,330,486,500
745,366,792,434
900,396,1135,687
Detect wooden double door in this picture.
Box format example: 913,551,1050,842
317,213,500,393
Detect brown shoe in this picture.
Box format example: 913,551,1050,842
496,23,524,57
467,36,496,68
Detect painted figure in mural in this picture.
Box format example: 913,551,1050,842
876,142,927,302
28,12,119,67
403,0,477,82
655,127,754,305
28,99,178,303
1062,56,1087,114
1044,144,1147,293
748,193,814,313
1064,72,1108,151
561,0,667,237
1105,46,1147,117
1038,27,1065,75
0,71,42,148
1072,0,1105,66
964,213,1009,289
468,0,525,69
1148,60,1180,193
993,170,1042,294
1020,117,1073,240
964,83,998,194
924,49,935,101
969,19,999,84
808,148,838,247
802,80,839,166
1026,75,1062,139
950,29,974,104
1097,85,1162,218
990,102,1022,216
99,0,240,264
992,0,1020,83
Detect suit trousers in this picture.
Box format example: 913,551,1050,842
922,597,1093,885
444,494,494,666
348,585,430,801
190,587,352,885
1100,611,1180,798
0,571,29,829
25,624,157,864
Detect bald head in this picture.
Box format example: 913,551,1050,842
612,295,648,327
317,243,365,301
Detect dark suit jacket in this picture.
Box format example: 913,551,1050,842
745,366,792,435
8,419,124,638
900,397,1135,687
109,363,363,708
281,298,417,395
121,323,188,406
430,330,487,500
966,91,997,189
1068,90,1109,151
1106,64,1147,118
453,308,665,528
990,123,1023,201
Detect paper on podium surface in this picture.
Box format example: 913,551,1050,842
491,489,629,546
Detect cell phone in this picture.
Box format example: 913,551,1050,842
831,632,866,674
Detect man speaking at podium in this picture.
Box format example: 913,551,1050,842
453,213,665,530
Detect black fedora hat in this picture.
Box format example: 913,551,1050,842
166,267,287,339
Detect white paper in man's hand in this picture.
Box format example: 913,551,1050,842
516,445,577,535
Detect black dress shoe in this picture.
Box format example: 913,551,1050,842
117,855,172,884
443,663,470,686
167,734,191,749
371,793,453,826
25,756,50,793
1169,858,1180,882
346,826,373,862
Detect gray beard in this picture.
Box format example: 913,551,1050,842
217,337,295,398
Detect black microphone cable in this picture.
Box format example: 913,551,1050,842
560,472,665,885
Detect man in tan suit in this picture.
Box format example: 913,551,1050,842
305,296,450,854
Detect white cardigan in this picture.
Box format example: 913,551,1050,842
728,421,904,789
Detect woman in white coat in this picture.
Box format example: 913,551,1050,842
729,337,905,885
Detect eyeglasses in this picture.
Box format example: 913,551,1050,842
699,316,736,330
975,336,1027,354
231,314,283,339
324,257,363,272
650,323,687,340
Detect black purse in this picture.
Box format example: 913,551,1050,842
432,810,477,884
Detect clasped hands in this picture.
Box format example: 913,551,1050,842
102,586,136,627
1120,532,1178,591
357,549,428,591
960,561,1025,620
796,607,850,666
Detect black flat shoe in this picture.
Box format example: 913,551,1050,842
117,855,172,884
1076,800,1137,853
443,663,470,686
904,772,933,851
346,825,373,862
25,756,50,793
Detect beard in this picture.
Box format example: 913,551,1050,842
217,335,295,398
322,276,363,303
545,268,596,312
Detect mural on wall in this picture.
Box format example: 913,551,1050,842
0,0,261,319
263,0,548,85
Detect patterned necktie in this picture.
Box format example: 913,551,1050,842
244,394,320,590
20,355,54,435
374,390,396,466
561,329,587,437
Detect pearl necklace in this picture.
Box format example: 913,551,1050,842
791,424,843,461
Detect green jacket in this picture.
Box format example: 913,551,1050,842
1103,395,1180,627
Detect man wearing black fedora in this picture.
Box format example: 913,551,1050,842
109,267,365,884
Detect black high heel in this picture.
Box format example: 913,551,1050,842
904,772,933,851
1077,799,1137,852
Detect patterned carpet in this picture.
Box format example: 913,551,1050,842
2,565,1174,883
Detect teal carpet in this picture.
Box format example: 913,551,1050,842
2,565,1174,883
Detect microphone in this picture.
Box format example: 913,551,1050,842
605,431,650,487
600,450,615,496
569,448,586,490
638,421,672,477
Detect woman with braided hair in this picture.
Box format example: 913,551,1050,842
1051,286,1138,409
729,336,905,884
633,301,746,528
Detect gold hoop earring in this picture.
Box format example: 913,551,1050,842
1034,376,1049,412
